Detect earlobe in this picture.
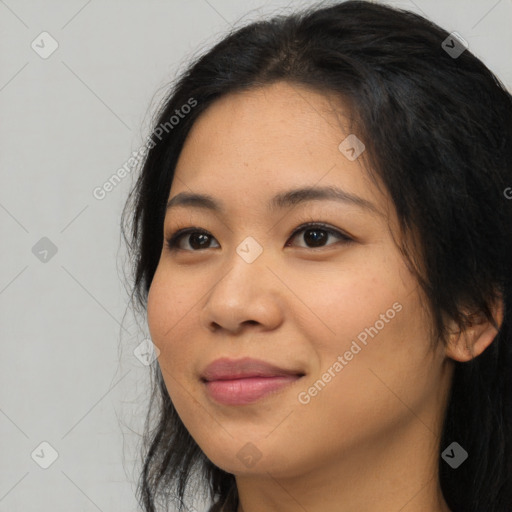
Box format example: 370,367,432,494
445,295,504,363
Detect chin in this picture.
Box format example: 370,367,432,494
203,440,301,478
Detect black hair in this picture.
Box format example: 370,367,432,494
121,1,512,511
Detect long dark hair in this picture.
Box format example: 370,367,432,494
121,1,512,511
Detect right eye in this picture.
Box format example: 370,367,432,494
166,228,219,252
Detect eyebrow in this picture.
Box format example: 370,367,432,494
166,185,380,216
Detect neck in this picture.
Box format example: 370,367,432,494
234,415,452,512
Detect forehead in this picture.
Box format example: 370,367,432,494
176,82,351,173
170,81,388,219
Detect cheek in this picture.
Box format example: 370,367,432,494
146,272,167,350
146,266,201,379
147,265,187,347
291,251,432,404
147,275,189,405
290,255,405,356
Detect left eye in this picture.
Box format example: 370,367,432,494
165,222,353,252
286,223,353,249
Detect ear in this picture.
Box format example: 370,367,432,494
444,293,505,362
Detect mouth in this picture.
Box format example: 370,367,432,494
200,357,305,406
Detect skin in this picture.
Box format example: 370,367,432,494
146,81,502,512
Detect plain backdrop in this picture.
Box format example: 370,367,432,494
1,0,511,510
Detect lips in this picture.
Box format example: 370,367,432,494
201,357,304,381
200,357,305,405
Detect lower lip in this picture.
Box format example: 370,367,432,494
204,375,302,405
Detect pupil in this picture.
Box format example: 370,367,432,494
190,233,209,249
305,229,326,247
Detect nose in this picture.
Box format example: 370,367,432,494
198,249,284,335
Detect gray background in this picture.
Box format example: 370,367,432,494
1,0,511,510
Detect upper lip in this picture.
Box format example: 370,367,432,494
200,357,305,382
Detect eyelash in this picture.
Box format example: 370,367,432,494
165,221,353,252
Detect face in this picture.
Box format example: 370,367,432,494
147,81,452,480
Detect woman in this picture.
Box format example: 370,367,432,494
121,1,512,511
